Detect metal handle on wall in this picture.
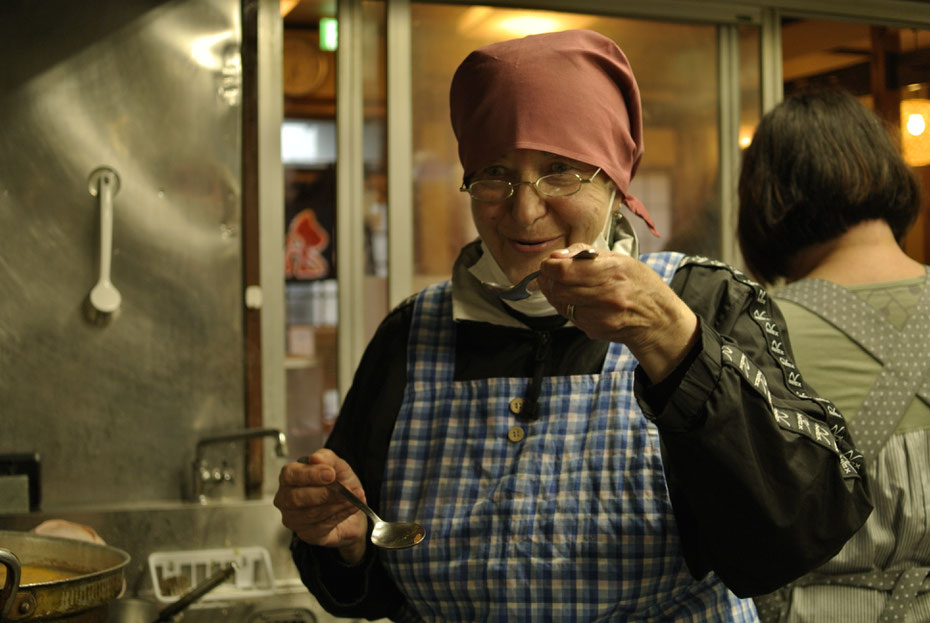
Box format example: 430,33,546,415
86,166,122,323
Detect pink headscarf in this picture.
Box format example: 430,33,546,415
449,29,658,236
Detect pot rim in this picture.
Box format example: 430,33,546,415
0,529,130,620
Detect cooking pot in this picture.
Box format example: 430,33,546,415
0,530,129,622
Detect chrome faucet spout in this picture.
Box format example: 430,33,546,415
195,427,289,461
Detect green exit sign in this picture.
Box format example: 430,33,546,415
320,18,338,51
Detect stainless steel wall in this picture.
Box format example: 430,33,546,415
0,0,245,509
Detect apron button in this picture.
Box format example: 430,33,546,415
509,398,524,415
507,426,525,443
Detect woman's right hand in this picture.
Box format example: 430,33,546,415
538,244,699,383
274,449,369,564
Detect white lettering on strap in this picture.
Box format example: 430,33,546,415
815,423,838,451
721,345,734,363
739,354,752,377
796,413,812,434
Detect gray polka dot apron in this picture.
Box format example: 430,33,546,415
756,270,930,623
379,253,757,622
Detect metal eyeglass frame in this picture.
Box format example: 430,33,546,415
460,167,601,202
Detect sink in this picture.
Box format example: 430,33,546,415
107,583,389,623
107,585,319,623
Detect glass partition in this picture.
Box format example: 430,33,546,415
282,0,387,452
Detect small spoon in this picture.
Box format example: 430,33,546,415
483,247,599,301
297,457,426,549
327,480,426,549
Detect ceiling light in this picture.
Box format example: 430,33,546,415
906,113,925,136
900,98,930,167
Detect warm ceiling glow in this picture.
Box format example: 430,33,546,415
901,98,930,167
458,8,593,39
280,0,299,17
457,7,494,33
496,16,563,37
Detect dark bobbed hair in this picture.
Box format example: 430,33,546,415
737,88,921,284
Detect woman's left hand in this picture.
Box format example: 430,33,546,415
537,244,699,382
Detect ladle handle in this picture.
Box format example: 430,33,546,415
96,171,116,283
0,548,21,622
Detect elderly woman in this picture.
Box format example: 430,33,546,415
275,31,871,622
738,89,928,623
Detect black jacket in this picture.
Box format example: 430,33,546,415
291,253,872,620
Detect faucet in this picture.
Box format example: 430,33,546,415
192,428,289,503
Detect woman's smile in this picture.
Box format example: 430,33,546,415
508,237,563,253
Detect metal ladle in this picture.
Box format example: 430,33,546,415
297,457,426,550
86,166,122,323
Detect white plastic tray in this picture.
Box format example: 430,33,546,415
148,546,275,603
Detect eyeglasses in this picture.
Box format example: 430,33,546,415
460,168,601,202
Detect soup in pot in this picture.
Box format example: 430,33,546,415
0,564,82,586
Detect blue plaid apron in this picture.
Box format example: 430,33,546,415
381,252,757,622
